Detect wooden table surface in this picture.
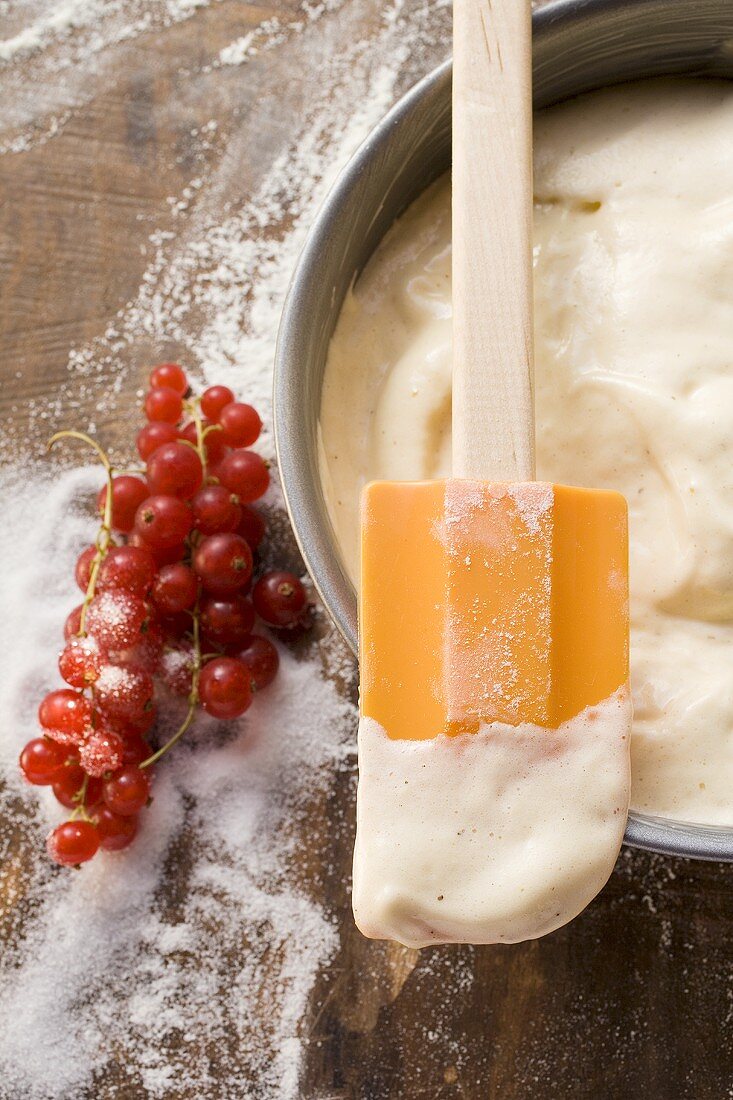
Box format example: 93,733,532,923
1,2,732,1097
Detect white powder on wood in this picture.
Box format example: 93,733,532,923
0,0,451,1095
0,464,354,1098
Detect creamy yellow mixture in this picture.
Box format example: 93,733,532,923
353,690,630,947
321,80,733,828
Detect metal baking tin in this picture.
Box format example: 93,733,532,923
274,0,733,861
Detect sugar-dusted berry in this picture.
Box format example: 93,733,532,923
59,635,104,688
79,729,126,777
94,663,155,723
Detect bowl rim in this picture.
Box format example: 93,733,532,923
275,54,452,654
274,0,733,862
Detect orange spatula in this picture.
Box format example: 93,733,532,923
354,0,631,941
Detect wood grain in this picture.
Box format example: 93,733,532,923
0,2,732,1098
452,0,534,481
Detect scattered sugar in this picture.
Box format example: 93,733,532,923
0,0,225,155
218,23,286,66
1,8,731,1089
0,463,355,1097
56,0,443,423
506,481,554,535
95,662,136,693
0,0,451,1094
216,0,342,68
0,0,215,65
65,634,101,660
159,643,195,695
86,588,143,649
79,728,124,776
0,0,98,62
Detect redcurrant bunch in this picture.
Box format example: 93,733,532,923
20,363,311,866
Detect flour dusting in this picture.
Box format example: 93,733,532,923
0,0,451,1095
0,464,352,1097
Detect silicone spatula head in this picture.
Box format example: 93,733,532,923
359,479,629,740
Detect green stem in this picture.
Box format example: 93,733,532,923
48,429,112,469
48,430,115,635
140,697,196,769
188,397,207,481
141,589,202,769
141,402,207,771
68,774,93,822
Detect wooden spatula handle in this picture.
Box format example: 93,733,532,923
452,0,534,482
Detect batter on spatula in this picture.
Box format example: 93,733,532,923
351,0,632,948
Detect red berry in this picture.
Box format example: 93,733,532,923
20,738,66,785
144,386,183,424
253,571,307,628
179,420,227,464
137,421,178,461
59,636,104,688
75,545,97,593
134,494,192,549
64,604,84,641
150,362,187,394
94,663,154,723
129,634,163,674
119,733,149,767
217,450,269,502
47,820,100,866
97,476,149,534
97,544,156,596
191,485,241,535
146,442,203,500
200,593,255,647
193,533,252,596
237,505,266,550
85,590,148,650
178,421,199,449
39,689,92,746
128,529,187,568
79,729,126,777
93,805,139,851
200,385,234,420
52,764,103,810
152,563,198,615
160,642,195,696
206,459,224,485
111,621,164,674
159,613,193,643
232,635,279,692
103,766,150,816
129,703,157,735
152,542,189,567
217,402,262,448
198,657,252,719
201,424,227,463
105,703,157,738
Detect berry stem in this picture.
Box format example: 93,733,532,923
48,430,115,635
68,774,93,823
141,589,202,769
139,399,208,770
184,396,208,481
141,698,196,770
